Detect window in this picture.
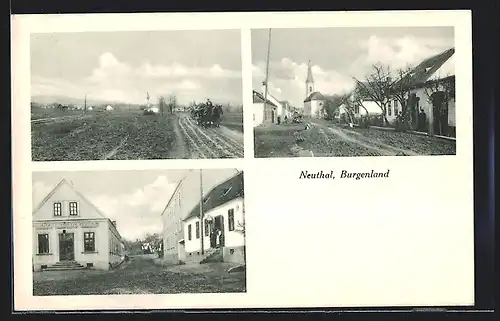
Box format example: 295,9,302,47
354,105,360,114
38,234,49,254
228,209,235,231
195,221,200,239
53,202,62,216
222,187,232,197
204,219,209,236
388,103,392,116
69,202,78,215
188,224,192,240
84,232,95,252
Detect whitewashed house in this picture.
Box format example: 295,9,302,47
105,105,114,111
253,90,278,127
182,171,245,264
32,178,124,271
343,48,455,136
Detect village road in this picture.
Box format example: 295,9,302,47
33,255,246,295
310,121,420,156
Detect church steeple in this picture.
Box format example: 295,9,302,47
306,60,315,98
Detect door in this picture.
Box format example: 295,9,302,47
177,240,186,262
59,233,75,261
214,215,225,247
431,91,447,135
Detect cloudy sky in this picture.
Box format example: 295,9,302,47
32,168,240,241
31,30,242,105
252,27,455,107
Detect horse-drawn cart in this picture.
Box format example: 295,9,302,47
190,102,224,128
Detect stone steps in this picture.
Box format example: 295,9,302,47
43,261,87,271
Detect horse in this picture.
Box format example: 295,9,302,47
212,104,224,128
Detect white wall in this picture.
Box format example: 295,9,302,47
183,197,245,253
448,98,456,127
32,219,111,270
261,86,283,118
184,216,210,254
253,102,265,127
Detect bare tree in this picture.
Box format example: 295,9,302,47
353,63,393,125
158,96,166,115
167,94,177,114
387,65,415,130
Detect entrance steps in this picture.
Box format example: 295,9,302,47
43,261,86,271
183,247,222,265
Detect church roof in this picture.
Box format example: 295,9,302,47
304,91,325,102
306,61,314,83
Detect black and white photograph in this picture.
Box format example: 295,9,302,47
31,30,244,161
32,168,246,295
252,27,457,158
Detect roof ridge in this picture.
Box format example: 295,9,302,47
32,178,109,221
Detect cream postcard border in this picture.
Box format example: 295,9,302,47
12,10,473,310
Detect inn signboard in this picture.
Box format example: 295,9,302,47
34,221,100,230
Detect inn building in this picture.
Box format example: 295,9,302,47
32,178,125,271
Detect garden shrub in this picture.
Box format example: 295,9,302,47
395,111,411,132
359,115,371,128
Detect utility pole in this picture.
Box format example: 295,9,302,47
263,28,272,123
199,168,204,255
84,94,87,114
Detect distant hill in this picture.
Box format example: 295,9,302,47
31,95,127,107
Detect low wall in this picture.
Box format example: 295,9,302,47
222,246,245,264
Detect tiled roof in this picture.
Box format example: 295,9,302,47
392,48,455,89
184,171,244,221
253,90,277,107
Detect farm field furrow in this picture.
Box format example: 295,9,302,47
31,111,244,161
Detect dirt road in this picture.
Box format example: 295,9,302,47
254,120,456,158
33,254,246,295
174,113,244,159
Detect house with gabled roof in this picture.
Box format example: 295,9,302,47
343,47,456,136
253,89,278,127
182,171,245,264
32,178,124,272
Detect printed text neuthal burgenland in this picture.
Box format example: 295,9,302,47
299,170,390,180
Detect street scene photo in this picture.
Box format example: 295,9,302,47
31,31,243,161
32,169,246,295
252,27,457,158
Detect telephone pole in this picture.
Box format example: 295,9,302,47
199,169,204,255
84,94,87,114
263,28,272,121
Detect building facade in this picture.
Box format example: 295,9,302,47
253,90,277,127
182,171,245,264
32,179,124,271
161,172,202,264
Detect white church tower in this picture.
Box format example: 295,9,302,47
305,60,315,98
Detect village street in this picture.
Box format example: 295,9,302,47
254,119,456,158
33,254,246,295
